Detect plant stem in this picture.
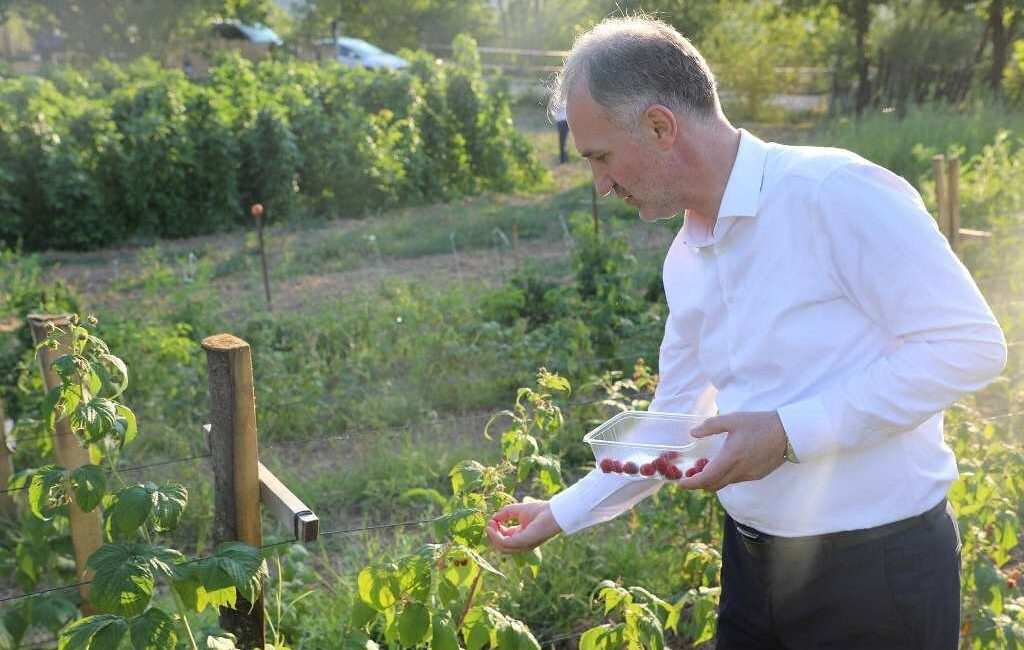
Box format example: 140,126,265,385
457,572,483,630
172,587,200,650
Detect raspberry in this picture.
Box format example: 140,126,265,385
684,467,698,478
695,457,709,470
653,457,669,475
599,458,615,473
623,462,639,475
664,465,683,480
639,463,656,476
660,450,681,462
612,460,624,473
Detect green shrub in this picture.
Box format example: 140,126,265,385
0,36,549,252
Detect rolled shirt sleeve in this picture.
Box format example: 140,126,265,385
549,310,717,534
777,162,1007,462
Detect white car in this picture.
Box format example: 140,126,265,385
319,37,408,70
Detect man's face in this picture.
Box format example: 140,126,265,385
567,86,680,222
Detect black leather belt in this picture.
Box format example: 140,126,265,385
733,498,949,553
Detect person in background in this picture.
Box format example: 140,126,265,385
555,103,570,164
486,15,1007,650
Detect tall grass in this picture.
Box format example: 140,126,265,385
807,101,1024,185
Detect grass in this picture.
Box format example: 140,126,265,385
804,100,1024,184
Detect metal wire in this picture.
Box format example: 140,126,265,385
0,453,211,495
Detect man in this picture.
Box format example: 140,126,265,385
485,15,1007,650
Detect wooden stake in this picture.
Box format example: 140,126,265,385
946,156,961,256
932,154,949,244
27,314,102,611
258,462,319,542
0,397,16,519
202,333,265,649
256,213,272,311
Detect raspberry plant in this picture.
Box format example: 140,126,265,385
13,316,266,650
346,370,569,649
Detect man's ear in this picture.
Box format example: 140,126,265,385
644,104,677,149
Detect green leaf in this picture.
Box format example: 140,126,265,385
104,485,154,539
398,553,433,603
397,602,431,646
512,547,542,578
464,548,505,579
58,614,129,650
115,405,138,447
431,612,460,650
446,509,486,547
28,465,68,521
349,596,378,630
532,456,563,495
343,630,381,650
128,607,176,650
579,624,623,650
86,543,183,617
357,564,401,611
98,354,129,399
462,608,495,650
71,465,107,513
449,461,486,496
196,542,266,604
537,371,570,395
71,398,119,445
150,483,187,532
41,385,63,429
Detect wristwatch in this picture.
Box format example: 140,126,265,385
783,433,800,464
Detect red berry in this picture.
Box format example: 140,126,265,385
612,460,624,473
665,465,683,480
660,450,681,462
639,463,656,476
251,203,264,218
684,467,698,478
695,457,709,470
623,462,639,475
599,458,615,473
653,457,669,475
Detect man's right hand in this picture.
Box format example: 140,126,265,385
486,501,562,553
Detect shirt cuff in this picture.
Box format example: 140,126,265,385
549,469,663,535
777,395,835,463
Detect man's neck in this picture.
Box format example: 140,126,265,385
690,125,742,227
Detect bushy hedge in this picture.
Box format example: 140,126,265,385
0,34,548,251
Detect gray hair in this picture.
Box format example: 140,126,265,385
549,15,719,128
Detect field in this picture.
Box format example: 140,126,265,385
3,94,1024,650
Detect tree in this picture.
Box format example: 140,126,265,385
0,0,281,64
939,0,1024,95
786,0,884,115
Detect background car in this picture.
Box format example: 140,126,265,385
316,36,408,70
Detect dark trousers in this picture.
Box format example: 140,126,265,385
716,500,961,649
557,120,569,163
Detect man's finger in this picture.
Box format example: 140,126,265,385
490,503,528,524
690,414,733,439
676,458,730,492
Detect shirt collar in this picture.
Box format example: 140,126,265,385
682,128,769,248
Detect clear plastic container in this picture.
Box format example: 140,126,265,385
584,411,721,480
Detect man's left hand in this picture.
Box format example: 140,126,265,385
675,411,788,492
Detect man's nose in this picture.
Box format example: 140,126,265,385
592,173,615,197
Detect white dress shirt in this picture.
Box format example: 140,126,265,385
549,129,1007,537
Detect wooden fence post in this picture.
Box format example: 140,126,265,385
202,334,265,649
0,396,16,518
27,314,103,611
946,156,961,255
933,154,949,241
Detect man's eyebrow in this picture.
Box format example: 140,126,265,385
578,150,603,159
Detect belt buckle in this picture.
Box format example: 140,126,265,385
735,523,767,543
